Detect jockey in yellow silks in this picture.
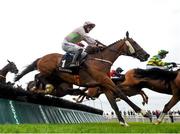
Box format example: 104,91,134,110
146,50,176,70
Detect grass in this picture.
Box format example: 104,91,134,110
0,122,180,133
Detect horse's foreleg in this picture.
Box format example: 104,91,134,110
105,90,128,126
154,95,179,125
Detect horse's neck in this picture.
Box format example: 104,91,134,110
0,65,9,77
90,40,124,64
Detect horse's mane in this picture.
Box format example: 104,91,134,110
107,39,123,48
85,39,123,54
134,68,178,81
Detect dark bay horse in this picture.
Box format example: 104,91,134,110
120,68,180,124
0,60,18,83
77,67,180,124
15,31,149,126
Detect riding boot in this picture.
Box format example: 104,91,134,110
69,49,83,68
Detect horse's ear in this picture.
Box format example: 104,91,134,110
126,31,129,39
7,59,11,63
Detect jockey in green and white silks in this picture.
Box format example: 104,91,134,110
62,21,97,68
146,50,173,70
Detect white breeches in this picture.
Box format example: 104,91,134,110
62,40,87,56
146,65,168,70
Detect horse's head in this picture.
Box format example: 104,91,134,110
7,60,19,74
122,31,150,62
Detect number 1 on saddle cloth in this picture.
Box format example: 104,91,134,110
60,53,74,69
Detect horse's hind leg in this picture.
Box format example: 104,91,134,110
139,90,148,105
154,95,179,125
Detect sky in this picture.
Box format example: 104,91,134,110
0,0,180,114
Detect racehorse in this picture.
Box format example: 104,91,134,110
14,31,150,126
0,60,18,83
119,67,180,124
76,66,180,125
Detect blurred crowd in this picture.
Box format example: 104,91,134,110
104,110,180,123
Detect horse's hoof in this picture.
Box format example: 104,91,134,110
45,84,54,94
119,122,129,127
140,109,150,117
140,109,147,116
153,120,161,125
116,98,121,102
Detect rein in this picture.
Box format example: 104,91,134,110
94,58,113,65
0,74,5,79
88,40,126,65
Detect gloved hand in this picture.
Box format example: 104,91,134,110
77,43,85,47
170,62,177,67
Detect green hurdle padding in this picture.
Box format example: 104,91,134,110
0,83,106,124
0,98,106,124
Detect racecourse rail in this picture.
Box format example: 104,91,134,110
0,82,106,124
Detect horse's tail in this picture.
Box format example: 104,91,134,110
14,58,40,82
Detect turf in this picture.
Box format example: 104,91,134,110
0,122,180,133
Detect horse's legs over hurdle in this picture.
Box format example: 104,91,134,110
73,88,89,103
34,73,54,93
154,95,179,125
65,88,87,96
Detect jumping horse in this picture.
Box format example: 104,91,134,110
80,66,180,124
73,63,180,105
15,31,150,126
0,60,18,83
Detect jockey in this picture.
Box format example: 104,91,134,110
146,50,176,70
62,21,98,68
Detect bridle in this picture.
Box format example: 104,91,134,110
0,74,5,79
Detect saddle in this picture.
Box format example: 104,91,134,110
58,46,102,74
59,53,87,74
